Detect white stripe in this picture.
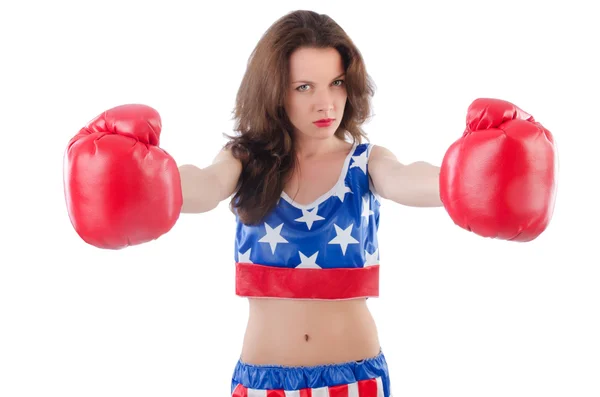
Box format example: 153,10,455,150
348,381,359,397
284,391,300,397
376,377,384,397
312,386,330,397
248,389,267,397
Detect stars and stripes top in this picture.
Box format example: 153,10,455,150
234,142,382,300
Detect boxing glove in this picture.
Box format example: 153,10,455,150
439,98,557,242
64,104,183,249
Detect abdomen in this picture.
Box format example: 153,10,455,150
240,297,381,366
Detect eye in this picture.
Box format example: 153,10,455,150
295,80,345,92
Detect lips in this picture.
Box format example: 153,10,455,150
313,118,335,127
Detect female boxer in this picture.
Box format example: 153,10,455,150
177,10,556,396
64,10,557,397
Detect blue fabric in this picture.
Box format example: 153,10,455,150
231,348,392,396
233,142,382,271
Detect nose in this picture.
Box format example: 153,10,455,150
315,89,334,113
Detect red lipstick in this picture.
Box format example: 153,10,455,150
313,118,334,127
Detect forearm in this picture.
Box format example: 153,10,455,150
178,164,222,213
384,161,442,207
179,149,242,213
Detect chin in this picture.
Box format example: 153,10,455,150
294,122,339,140
313,129,338,140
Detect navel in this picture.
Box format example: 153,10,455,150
304,334,310,342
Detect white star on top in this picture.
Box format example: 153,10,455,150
258,223,288,255
296,251,321,269
328,224,359,255
350,151,368,174
364,248,379,267
332,182,353,202
361,197,374,219
238,248,253,263
295,206,325,230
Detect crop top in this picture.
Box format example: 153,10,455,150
233,142,382,300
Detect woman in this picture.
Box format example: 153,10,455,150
63,8,556,397
179,10,442,397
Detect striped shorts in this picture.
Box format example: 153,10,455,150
231,348,392,397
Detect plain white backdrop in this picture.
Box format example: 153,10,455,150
1,0,599,396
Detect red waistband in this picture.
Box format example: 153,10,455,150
235,262,379,300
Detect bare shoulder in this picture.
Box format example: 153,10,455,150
212,145,241,165
207,145,243,185
369,144,398,162
366,144,404,200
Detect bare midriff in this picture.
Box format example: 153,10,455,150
240,297,381,366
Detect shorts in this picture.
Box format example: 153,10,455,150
231,348,392,396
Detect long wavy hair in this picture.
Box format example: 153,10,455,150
224,10,376,225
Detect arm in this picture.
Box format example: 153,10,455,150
368,145,442,207
178,148,242,213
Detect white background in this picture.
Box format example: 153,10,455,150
1,0,599,396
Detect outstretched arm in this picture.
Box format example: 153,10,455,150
368,145,442,208
178,148,242,213
368,98,556,242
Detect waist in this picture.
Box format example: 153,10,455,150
236,262,380,300
240,298,380,366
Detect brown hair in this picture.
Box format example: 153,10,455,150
224,10,376,225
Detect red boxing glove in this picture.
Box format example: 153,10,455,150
439,98,557,242
64,104,183,249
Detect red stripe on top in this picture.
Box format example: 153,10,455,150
236,262,379,300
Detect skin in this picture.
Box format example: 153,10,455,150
284,47,349,159
178,46,442,366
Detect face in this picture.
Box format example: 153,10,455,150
284,47,347,142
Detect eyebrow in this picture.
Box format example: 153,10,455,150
291,73,346,85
